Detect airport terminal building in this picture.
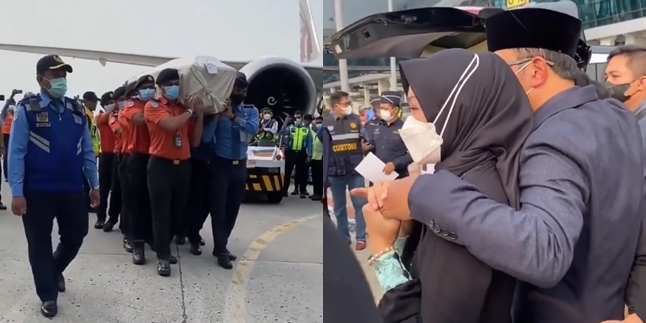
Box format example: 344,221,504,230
323,0,646,107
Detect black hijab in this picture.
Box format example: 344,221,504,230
399,49,533,208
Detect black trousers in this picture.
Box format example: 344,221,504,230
2,134,8,181
98,153,122,222
128,153,153,243
209,156,246,255
187,159,211,244
22,189,88,302
117,154,131,237
311,159,323,197
284,150,309,194
147,157,191,259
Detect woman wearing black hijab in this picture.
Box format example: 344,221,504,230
354,48,534,323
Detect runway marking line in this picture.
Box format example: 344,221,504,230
222,213,321,322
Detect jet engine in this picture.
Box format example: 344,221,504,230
241,57,317,127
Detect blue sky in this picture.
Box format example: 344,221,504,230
0,0,322,100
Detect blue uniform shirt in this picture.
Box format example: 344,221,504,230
191,120,216,161
9,91,99,197
203,104,259,160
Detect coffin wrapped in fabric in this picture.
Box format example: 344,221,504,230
128,56,237,114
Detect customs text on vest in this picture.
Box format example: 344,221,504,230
322,114,363,177
23,95,87,192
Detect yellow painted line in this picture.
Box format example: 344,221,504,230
222,213,321,322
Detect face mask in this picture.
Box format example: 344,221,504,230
139,88,155,101
263,114,271,120
118,101,126,110
105,103,115,111
230,94,246,105
295,118,302,126
379,110,393,121
400,53,479,165
341,106,352,115
47,77,68,98
606,81,634,102
514,61,534,95
163,85,180,100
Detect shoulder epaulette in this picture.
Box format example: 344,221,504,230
24,96,42,112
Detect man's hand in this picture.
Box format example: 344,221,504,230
11,197,27,216
189,96,205,116
362,141,373,152
383,162,396,175
10,89,21,98
223,101,235,119
284,117,293,126
363,205,401,256
89,189,100,208
601,314,644,323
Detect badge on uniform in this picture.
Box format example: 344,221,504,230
174,131,183,148
72,114,83,125
35,112,51,128
327,126,334,131
350,122,357,130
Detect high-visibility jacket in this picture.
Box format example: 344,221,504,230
312,135,323,161
85,107,100,155
290,127,310,151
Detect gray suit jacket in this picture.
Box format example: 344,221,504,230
409,86,644,323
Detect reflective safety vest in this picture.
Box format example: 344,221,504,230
22,95,87,192
85,107,100,155
312,135,323,160
290,126,309,151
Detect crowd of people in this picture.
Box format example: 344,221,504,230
322,6,646,323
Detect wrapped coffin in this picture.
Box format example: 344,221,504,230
128,56,237,114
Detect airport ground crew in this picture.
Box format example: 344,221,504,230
187,114,215,256
205,74,259,269
82,91,101,212
144,68,204,276
1,89,21,183
123,75,155,265
95,91,121,229
320,90,368,251
9,54,99,318
282,112,313,198
310,116,324,201
254,107,278,146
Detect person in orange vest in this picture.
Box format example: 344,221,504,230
1,89,23,185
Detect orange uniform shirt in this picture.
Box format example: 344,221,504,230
118,108,132,154
144,97,192,161
96,112,115,154
108,111,123,153
123,99,151,154
2,112,13,135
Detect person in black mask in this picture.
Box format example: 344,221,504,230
605,45,646,136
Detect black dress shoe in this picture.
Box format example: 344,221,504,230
309,194,322,201
217,254,233,269
123,238,133,253
200,238,205,246
169,255,178,264
40,301,57,318
56,273,66,292
94,219,105,229
290,190,299,195
300,193,307,198
132,243,146,265
157,259,171,277
227,250,237,261
175,235,186,245
0,203,7,210
190,243,202,256
102,221,115,232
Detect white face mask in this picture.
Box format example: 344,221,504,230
262,114,271,120
341,106,352,115
379,110,392,121
105,103,116,112
399,54,480,165
515,61,534,95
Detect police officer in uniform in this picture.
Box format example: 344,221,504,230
254,107,278,146
9,54,99,318
204,74,259,269
319,91,368,250
283,112,313,197
364,92,412,179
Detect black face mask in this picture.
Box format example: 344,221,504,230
230,94,246,105
605,81,633,103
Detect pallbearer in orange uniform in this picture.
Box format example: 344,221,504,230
1,89,23,186
94,91,122,229
123,75,155,265
106,86,132,253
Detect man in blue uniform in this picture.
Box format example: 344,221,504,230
9,54,99,318
204,73,259,269
319,90,369,251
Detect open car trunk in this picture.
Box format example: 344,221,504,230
327,7,505,60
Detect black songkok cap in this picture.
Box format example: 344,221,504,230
380,91,401,107
486,8,582,58
100,91,114,106
156,68,180,85
126,75,155,94
113,86,126,100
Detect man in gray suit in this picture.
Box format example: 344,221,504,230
606,45,646,322
379,8,644,323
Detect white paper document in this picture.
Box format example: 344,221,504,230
355,153,399,183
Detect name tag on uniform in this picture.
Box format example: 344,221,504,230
36,112,51,128
73,114,83,125
174,132,183,148
239,130,247,142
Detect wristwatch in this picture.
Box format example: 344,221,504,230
92,186,100,190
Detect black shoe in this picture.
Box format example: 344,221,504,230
132,243,146,265
0,203,7,211
200,238,205,246
190,243,202,256
40,301,57,318
290,190,299,195
157,259,171,277
227,250,237,261
103,221,116,232
300,193,307,198
56,273,66,292
175,235,186,245
310,194,322,201
169,255,178,264
94,219,105,229
123,238,133,253
217,254,233,269
88,207,97,214
283,191,288,197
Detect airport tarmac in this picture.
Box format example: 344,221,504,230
0,182,323,323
